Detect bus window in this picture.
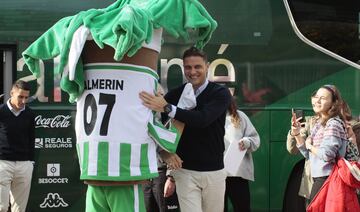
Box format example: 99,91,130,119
284,0,360,69
0,46,15,103
205,0,272,45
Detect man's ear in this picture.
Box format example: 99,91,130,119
205,62,210,73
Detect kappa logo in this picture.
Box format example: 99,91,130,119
40,193,68,208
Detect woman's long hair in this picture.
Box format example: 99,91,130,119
228,97,241,128
341,101,353,122
319,85,349,125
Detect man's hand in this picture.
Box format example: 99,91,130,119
164,178,176,197
159,151,183,170
139,91,168,112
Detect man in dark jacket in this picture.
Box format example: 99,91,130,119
0,80,35,212
140,47,231,212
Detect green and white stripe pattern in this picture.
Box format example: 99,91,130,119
77,140,159,180
75,63,179,181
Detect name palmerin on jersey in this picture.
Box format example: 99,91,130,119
84,79,124,90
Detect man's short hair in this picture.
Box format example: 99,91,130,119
182,46,208,62
12,80,31,91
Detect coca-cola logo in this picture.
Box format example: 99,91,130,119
35,115,71,128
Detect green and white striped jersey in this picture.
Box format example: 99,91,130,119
75,63,179,181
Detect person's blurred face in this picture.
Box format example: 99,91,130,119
10,88,30,111
312,88,333,116
183,56,208,90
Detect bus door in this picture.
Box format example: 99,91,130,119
0,45,16,104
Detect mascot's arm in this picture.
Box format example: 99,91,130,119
22,16,73,77
149,0,217,49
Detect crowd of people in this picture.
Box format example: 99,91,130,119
1,48,360,212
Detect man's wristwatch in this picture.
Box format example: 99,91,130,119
163,103,172,114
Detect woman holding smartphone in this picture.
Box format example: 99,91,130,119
291,85,348,201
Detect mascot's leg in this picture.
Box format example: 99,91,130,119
86,184,145,212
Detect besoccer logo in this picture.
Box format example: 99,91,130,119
39,164,68,184
40,193,68,208
47,164,60,177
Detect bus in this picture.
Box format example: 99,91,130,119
1,0,359,211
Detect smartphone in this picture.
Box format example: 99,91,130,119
294,109,304,123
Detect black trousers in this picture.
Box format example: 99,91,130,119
143,169,167,212
224,177,250,212
309,176,328,202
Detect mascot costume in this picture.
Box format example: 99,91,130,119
22,0,217,211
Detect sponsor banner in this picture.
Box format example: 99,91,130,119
35,137,73,149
